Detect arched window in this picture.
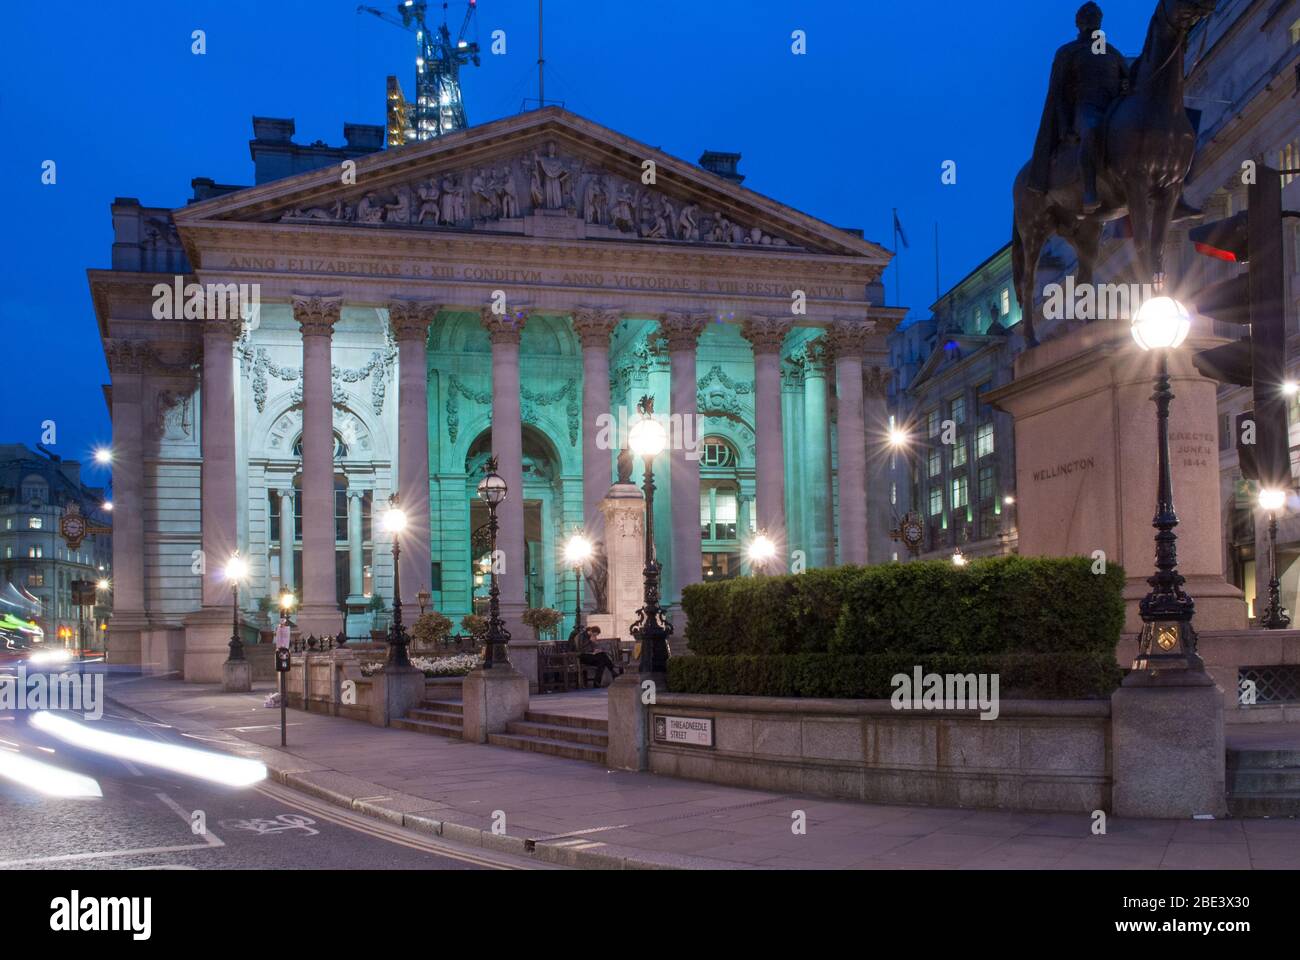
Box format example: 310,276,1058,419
291,432,348,460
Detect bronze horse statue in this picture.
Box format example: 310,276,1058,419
1012,0,1218,345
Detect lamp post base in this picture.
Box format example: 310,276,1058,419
222,658,253,693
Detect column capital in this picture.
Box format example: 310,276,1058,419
293,295,343,337
658,310,709,351
388,300,439,341
571,306,623,347
347,487,366,502
826,316,876,359
479,305,529,344
104,339,148,375
740,315,792,354
792,334,832,376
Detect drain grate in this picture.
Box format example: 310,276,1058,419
1239,664,1300,705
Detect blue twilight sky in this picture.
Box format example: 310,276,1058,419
0,0,1159,464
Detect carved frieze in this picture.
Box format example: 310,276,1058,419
270,142,797,250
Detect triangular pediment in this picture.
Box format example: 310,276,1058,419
173,108,889,262
908,333,1005,394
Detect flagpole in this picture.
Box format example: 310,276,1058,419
892,208,900,308
934,222,941,300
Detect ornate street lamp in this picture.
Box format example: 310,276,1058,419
1130,294,1203,671
628,395,672,675
224,552,248,662
476,457,510,668
279,589,296,623
747,533,777,575
1258,487,1291,629
564,533,593,642
382,497,412,668
951,548,967,567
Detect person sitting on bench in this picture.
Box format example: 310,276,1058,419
576,624,621,686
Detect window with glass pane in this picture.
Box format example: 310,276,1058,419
28,517,41,529
979,465,995,501
952,476,969,510
979,504,997,539
335,486,348,541
714,490,738,540
950,396,966,426
926,409,939,437
701,439,735,467
976,423,994,458
928,446,942,477
269,492,280,542
953,440,967,469
929,486,942,517
1001,288,1011,315
700,492,712,539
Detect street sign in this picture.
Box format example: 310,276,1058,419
653,714,714,747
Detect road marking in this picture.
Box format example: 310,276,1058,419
254,782,552,870
155,791,224,848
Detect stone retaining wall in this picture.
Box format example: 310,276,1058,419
645,693,1111,813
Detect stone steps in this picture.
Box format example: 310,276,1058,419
486,732,608,765
1226,748,1300,818
393,700,464,738
486,711,610,764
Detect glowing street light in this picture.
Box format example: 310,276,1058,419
887,426,911,449
93,447,112,465
224,552,248,662
1130,294,1202,671
628,396,672,675
563,533,593,643
951,549,968,567
382,498,412,668
1258,487,1291,629
476,459,510,668
747,534,777,574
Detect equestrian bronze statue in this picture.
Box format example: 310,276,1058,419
1013,0,1218,345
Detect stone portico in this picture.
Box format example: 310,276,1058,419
90,108,904,683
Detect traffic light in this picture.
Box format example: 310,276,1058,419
1189,165,1289,490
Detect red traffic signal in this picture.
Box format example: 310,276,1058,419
1189,211,1248,263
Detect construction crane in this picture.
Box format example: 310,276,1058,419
358,1,481,145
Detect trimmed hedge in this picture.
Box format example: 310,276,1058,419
667,652,1123,700
682,556,1124,659
676,556,1125,699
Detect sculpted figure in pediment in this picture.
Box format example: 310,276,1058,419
611,186,636,233
415,180,440,224
496,166,520,218
471,168,498,220
584,176,609,225
677,203,699,242
438,174,465,223
355,192,384,223
533,143,570,210
384,188,410,223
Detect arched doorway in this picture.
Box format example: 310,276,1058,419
464,425,566,615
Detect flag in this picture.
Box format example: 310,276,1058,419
893,209,910,249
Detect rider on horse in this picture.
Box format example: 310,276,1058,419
1027,2,1129,214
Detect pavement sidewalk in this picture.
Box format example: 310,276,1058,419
106,675,1300,870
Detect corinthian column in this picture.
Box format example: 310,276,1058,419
864,365,893,563
741,315,791,553
199,314,243,608
829,317,874,565
389,300,438,606
800,336,833,568
480,306,532,679
294,295,342,635
572,308,622,533
660,311,709,601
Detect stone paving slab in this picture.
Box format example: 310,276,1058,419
106,676,1300,871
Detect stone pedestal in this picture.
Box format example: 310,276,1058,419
222,659,252,693
182,606,241,683
368,664,426,728
600,482,646,642
106,611,149,670
986,320,1246,633
461,666,529,743
607,671,662,771
1111,669,1227,818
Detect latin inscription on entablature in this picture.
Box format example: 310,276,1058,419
219,254,852,301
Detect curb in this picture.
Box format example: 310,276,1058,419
106,686,735,871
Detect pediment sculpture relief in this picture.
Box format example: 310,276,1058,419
274,143,795,248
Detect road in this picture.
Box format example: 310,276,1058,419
0,689,541,871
